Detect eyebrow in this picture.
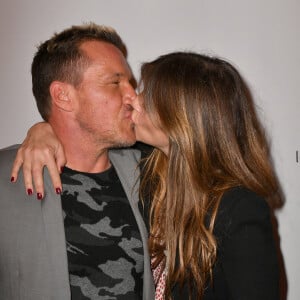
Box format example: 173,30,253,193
106,72,134,82
102,73,122,80
111,73,124,79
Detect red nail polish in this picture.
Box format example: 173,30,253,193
10,176,15,182
37,193,43,200
60,166,64,173
56,187,62,194
27,189,33,195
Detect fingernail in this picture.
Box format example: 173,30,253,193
56,187,62,194
10,176,15,182
27,189,33,196
37,193,43,200
60,166,64,173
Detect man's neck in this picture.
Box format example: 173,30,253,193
50,120,112,174
63,145,111,173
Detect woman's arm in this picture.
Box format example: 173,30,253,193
11,122,66,199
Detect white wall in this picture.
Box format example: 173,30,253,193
0,0,299,298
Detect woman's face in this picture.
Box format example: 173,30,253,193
131,94,169,154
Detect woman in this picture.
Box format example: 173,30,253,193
11,52,282,299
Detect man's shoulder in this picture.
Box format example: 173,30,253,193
0,144,20,167
0,144,20,154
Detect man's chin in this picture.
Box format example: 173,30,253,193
109,136,136,149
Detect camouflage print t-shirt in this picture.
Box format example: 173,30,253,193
60,166,144,299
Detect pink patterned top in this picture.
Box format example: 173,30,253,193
152,259,167,300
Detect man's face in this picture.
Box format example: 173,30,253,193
72,40,136,148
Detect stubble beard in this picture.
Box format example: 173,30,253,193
108,126,136,149
108,120,136,149
94,126,136,150
78,118,136,150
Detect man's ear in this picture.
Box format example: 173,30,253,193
49,81,74,112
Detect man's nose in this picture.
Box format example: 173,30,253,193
123,83,137,103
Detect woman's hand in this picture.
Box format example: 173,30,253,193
10,122,66,199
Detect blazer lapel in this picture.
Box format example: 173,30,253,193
41,171,71,299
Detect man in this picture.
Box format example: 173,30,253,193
0,23,154,299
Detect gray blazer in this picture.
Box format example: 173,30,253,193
0,146,155,300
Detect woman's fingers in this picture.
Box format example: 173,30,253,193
10,122,66,198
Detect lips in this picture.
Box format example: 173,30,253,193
124,111,132,118
123,109,132,119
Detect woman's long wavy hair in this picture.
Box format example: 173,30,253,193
139,52,281,299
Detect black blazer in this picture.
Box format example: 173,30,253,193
172,187,280,300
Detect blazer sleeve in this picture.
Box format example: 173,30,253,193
212,187,280,300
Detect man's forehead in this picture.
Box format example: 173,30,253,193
80,40,132,76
